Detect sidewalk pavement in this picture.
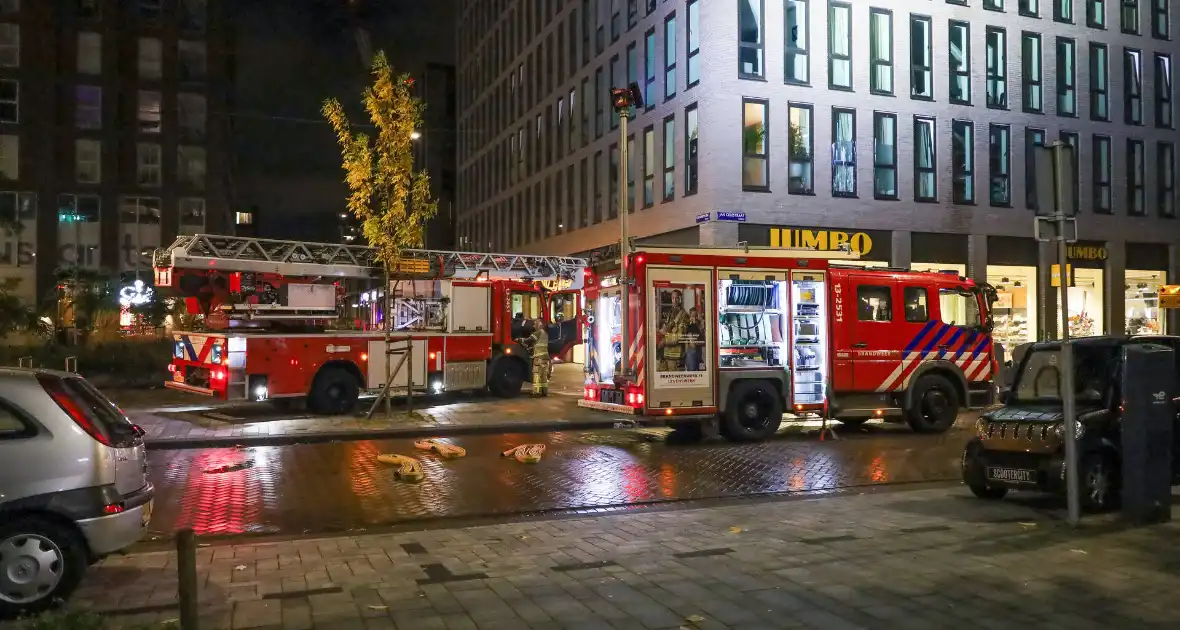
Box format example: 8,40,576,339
71,485,1180,629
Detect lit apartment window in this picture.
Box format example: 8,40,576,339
949,21,970,105
785,0,809,85
644,29,656,107
235,211,254,226
1021,33,1042,113
872,112,897,200
1055,0,1074,22
1128,139,1145,215
75,85,102,129
788,103,813,194
139,38,162,79
685,103,698,195
178,145,206,190
687,0,699,87
1056,38,1076,116
869,9,893,95
75,139,101,184
910,15,933,100
137,143,162,187
0,79,15,123
643,125,655,207
1093,135,1112,213
952,121,975,204
138,91,162,133
989,125,1011,206
828,2,851,90
1090,43,1108,120
1087,0,1106,28
914,117,936,202
738,0,765,79
1020,0,1040,17
77,33,102,75
0,135,17,181
662,115,675,200
0,23,19,67
742,99,769,190
1158,142,1175,217
1125,48,1142,124
986,27,1007,108
1152,0,1169,38
831,107,855,197
1122,0,1139,33
1155,53,1172,129
1025,128,1045,210
664,14,677,100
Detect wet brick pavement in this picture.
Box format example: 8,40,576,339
143,425,970,538
72,486,1180,629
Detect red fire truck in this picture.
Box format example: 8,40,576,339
153,234,585,413
577,245,998,441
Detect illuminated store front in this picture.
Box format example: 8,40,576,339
1125,243,1171,336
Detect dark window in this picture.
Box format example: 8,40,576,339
663,114,675,200
1123,0,1140,33
914,116,937,202
738,0,765,79
664,13,677,99
1093,134,1112,213
949,21,970,104
785,0,809,84
857,286,893,322
1158,141,1175,217
609,143,619,219
984,0,1005,10
1022,32,1042,112
788,103,814,194
1128,139,1145,215
1126,48,1143,124
1060,131,1080,213
903,287,929,323
986,27,1007,108
910,15,933,99
873,112,898,200
1024,128,1046,210
687,0,700,86
1020,0,1040,17
1090,43,1109,120
1055,0,1074,22
832,107,856,197
1155,53,1172,128
869,9,893,95
685,103,699,195
1057,38,1076,116
742,99,769,190
952,120,975,204
989,124,1012,207
1152,0,1169,38
829,1,852,90
1087,0,1106,28
644,29,656,109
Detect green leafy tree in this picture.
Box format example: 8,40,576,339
322,51,438,268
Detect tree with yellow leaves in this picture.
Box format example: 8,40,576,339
322,51,437,269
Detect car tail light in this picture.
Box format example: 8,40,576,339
103,503,125,515
37,374,113,447
167,364,176,373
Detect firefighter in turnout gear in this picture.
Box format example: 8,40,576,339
659,290,689,371
527,318,550,396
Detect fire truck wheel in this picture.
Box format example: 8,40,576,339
488,360,525,398
724,381,783,442
308,366,360,415
906,374,959,433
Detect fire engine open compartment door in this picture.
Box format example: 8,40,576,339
646,266,715,409
790,270,830,407
365,338,427,392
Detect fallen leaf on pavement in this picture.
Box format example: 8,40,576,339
1018,522,1036,528
368,605,388,611
685,614,706,623
234,565,247,571
729,526,743,534
1070,549,1087,554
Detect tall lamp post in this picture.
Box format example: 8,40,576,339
609,83,644,381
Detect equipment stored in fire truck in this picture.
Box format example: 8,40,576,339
578,245,998,441
153,234,585,413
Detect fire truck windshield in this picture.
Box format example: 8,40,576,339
938,288,983,330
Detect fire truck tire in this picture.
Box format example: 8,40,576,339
906,374,959,433
723,381,783,442
308,366,360,414
488,360,525,398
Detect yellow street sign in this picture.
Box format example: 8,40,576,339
1050,264,1074,288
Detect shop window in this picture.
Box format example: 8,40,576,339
1126,270,1167,335
857,286,892,322
904,287,929,322
939,289,982,328
1058,268,1104,337
989,267,1038,347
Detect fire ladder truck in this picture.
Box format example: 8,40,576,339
153,234,587,413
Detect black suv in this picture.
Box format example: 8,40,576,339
962,335,1180,512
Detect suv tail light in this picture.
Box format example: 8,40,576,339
37,374,113,447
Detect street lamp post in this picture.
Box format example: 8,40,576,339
610,84,644,381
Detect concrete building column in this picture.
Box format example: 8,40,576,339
1104,241,1126,336
1038,241,1058,340
1170,245,1180,335
967,234,988,284
891,231,912,269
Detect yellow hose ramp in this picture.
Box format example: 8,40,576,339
376,454,425,482
413,439,467,459
501,444,546,464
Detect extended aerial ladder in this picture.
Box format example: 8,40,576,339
153,234,587,330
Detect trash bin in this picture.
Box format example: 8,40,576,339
1120,343,1177,525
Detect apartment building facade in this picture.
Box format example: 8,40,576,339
456,0,1180,341
0,0,230,305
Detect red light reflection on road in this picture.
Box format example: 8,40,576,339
658,464,676,497
869,455,889,482
174,449,260,536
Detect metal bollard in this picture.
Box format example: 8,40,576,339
177,528,199,630
65,356,78,373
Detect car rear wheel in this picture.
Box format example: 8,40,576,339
906,374,959,433
0,517,88,619
308,367,360,415
723,381,783,442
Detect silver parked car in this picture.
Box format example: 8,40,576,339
0,368,154,618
